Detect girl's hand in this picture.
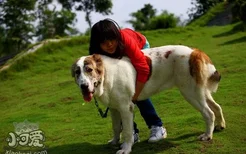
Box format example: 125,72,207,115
132,81,145,102
132,94,139,102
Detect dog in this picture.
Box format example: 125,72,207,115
71,45,226,154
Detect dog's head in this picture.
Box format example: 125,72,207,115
71,54,104,102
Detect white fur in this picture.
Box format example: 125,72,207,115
72,45,226,154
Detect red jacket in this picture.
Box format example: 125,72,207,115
120,28,150,83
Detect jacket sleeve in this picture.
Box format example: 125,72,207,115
123,34,150,83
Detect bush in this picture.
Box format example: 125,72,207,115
148,12,178,30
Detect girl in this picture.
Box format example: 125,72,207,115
89,18,167,143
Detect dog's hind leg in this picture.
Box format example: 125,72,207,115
205,91,226,131
108,108,121,145
179,87,215,141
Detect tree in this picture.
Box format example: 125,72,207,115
127,4,157,31
0,0,36,55
188,0,224,20
58,0,113,29
36,1,78,41
36,0,55,41
231,0,246,23
127,4,179,31
54,10,79,36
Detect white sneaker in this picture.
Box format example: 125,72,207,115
148,126,167,143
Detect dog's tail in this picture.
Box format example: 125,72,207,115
189,49,221,92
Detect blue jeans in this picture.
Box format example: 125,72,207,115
136,99,163,129
133,38,163,132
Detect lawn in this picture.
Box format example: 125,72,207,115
0,23,246,154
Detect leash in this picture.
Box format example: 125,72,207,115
93,97,109,118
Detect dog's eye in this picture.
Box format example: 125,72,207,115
85,66,93,73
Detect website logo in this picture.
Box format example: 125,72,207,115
4,120,47,154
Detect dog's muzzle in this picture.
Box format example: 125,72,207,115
80,80,101,102
80,84,94,102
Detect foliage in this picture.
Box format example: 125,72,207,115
0,0,80,55
0,0,36,55
127,4,179,31
148,11,179,30
36,0,56,41
0,0,112,56
231,0,246,23
58,0,113,28
36,1,78,41
188,0,224,20
127,4,157,31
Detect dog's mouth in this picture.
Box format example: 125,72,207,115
82,91,93,102
80,84,94,102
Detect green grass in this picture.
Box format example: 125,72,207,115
0,23,246,154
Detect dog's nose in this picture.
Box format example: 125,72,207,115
80,84,88,90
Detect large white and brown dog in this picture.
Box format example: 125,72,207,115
71,45,225,154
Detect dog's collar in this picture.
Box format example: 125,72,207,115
94,81,101,88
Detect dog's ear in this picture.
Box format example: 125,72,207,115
92,54,102,63
71,63,76,77
92,54,104,75
71,59,79,77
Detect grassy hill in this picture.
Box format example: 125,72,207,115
0,23,246,154
187,2,230,27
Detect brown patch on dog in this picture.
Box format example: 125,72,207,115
82,54,104,82
155,52,161,57
165,51,172,59
92,54,104,76
189,49,213,85
84,57,97,78
192,48,212,64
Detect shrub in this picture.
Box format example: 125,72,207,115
148,12,179,30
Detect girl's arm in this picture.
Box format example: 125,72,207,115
121,33,150,101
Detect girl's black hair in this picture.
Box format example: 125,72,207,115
89,18,125,59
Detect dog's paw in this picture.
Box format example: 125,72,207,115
108,138,120,145
120,142,127,149
116,149,131,154
214,125,225,131
198,133,212,141
214,120,226,131
116,150,125,154
117,142,132,154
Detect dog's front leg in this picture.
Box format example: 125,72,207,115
108,108,121,145
116,103,134,154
